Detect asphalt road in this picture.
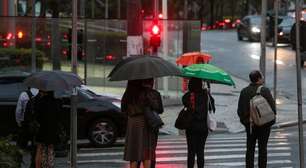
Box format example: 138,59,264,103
202,30,306,101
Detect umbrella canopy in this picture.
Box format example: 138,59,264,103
176,52,213,66
108,55,181,81
23,70,83,91
181,64,235,86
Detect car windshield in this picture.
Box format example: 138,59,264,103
280,17,295,26
250,17,261,25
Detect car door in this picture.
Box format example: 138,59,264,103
0,77,26,136
240,18,250,37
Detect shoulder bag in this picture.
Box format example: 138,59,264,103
175,107,193,130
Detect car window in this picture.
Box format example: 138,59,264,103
242,18,249,25
280,17,295,27
0,82,24,102
250,17,261,25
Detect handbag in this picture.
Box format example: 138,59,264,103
175,107,193,130
207,112,217,131
144,107,164,132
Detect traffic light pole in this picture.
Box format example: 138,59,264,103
273,0,278,103
127,0,143,57
31,0,36,73
162,0,169,96
70,0,78,168
295,0,304,167
260,0,267,82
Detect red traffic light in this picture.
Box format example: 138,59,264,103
151,25,160,35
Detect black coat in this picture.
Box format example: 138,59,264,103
237,83,276,127
35,95,63,145
182,89,215,133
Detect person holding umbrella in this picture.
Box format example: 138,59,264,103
182,77,215,168
34,90,63,168
122,79,163,168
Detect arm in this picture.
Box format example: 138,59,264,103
15,92,27,126
148,90,164,114
182,92,190,107
237,90,248,126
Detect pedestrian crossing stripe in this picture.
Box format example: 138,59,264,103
157,138,287,144
77,147,291,157
74,152,291,164
80,142,290,151
116,135,288,143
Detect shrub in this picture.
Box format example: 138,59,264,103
0,136,23,168
0,48,45,71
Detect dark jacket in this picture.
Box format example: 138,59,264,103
237,83,276,127
35,94,63,144
122,88,163,116
182,89,215,133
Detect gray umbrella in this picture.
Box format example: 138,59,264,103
108,55,181,81
23,70,83,91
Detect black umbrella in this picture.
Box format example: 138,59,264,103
23,70,83,91
108,55,181,81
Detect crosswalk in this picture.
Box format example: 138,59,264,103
66,130,293,168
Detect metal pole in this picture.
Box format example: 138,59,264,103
154,0,159,18
70,0,78,167
260,0,267,83
31,0,36,72
117,0,121,19
295,0,304,167
273,0,279,101
105,0,109,19
162,0,168,96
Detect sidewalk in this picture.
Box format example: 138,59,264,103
88,75,306,134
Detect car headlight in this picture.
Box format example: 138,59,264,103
112,101,121,109
251,27,260,33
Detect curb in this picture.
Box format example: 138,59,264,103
273,120,306,129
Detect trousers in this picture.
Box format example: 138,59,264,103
186,131,208,168
245,125,271,168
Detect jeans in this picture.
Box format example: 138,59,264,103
245,125,271,168
186,131,208,168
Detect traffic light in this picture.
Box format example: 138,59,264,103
149,20,161,52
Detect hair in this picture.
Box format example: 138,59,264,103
188,77,202,92
141,78,154,89
249,70,263,83
122,80,143,105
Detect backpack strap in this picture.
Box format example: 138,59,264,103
256,85,263,95
26,89,33,100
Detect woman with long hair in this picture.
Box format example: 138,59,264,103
122,79,163,168
182,78,214,168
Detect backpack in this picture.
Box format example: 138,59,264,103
23,90,40,135
250,86,275,126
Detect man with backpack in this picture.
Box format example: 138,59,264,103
237,70,276,168
15,87,39,167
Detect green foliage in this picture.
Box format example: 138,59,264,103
0,137,23,168
0,48,45,71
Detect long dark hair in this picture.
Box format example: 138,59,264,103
121,80,143,105
188,77,202,92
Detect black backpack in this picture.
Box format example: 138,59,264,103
23,90,40,135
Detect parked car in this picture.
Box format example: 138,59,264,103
277,16,295,43
237,15,262,42
0,72,126,147
290,20,306,66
